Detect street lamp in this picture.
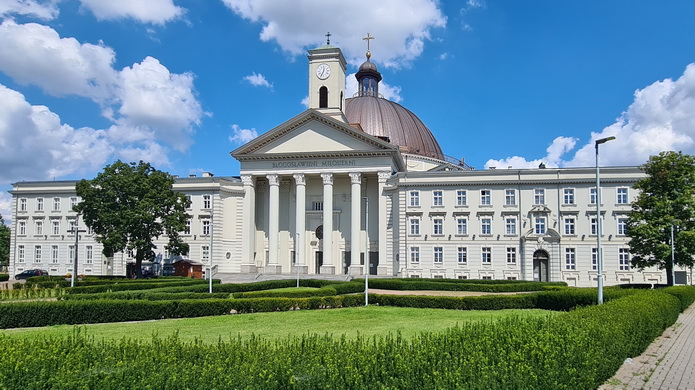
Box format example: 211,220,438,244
595,136,615,304
363,196,369,306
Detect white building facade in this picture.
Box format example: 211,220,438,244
7,43,677,287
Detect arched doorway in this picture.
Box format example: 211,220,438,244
533,250,549,282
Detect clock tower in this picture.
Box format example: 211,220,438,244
307,34,347,122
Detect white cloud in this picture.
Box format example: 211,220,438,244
345,72,402,102
0,0,59,20
0,84,113,184
0,20,118,99
229,124,258,144
115,56,203,151
115,142,171,168
222,0,446,68
487,63,695,169
0,190,11,225
78,0,185,25
243,72,273,89
485,136,576,169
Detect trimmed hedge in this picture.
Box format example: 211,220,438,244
366,278,566,292
372,293,537,310
662,285,695,311
65,279,218,294
0,274,8,282
232,281,365,299
60,292,231,301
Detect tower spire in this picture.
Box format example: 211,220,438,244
363,33,374,60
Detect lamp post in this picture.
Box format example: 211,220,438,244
363,196,369,306
595,136,615,304
68,223,86,288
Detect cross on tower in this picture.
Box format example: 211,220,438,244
325,32,331,45
363,33,374,59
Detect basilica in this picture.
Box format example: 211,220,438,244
7,41,675,287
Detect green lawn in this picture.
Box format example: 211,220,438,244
0,306,556,343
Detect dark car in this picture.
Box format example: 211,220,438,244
15,269,48,280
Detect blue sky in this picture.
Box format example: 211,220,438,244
2,0,695,221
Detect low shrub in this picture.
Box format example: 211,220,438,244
60,292,230,301
232,288,337,299
366,278,565,292
65,279,215,294
0,274,9,282
662,285,695,311
372,294,537,310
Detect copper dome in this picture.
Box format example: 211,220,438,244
345,96,445,160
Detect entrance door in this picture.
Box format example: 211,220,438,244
315,251,323,274
343,252,351,274
533,250,549,282
369,252,379,275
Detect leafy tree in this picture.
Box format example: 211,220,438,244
627,151,695,285
75,160,190,277
0,214,10,267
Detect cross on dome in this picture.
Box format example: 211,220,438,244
363,33,374,60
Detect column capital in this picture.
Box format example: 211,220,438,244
378,171,391,183
348,172,362,184
320,172,333,185
267,173,280,186
293,173,306,186
241,174,254,186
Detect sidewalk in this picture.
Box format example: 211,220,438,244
600,303,695,390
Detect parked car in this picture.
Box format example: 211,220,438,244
15,269,49,280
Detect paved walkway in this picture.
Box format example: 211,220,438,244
600,303,695,390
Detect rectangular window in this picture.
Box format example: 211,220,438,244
617,188,628,204
565,248,576,270
481,247,492,264
185,219,191,235
590,188,598,204
619,248,630,270
481,218,492,235
433,247,443,264
51,245,59,264
35,220,43,236
18,245,25,263
534,189,545,205
53,197,61,211
482,276,493,280
457,247,467,264
410,247,420,263
86,245,93,264
68,219,76,233
69,245,75,263
505,189,516,206
617,217,628,235
564,217,575,235
19,198,27,212
18,220,26,235
535,216,546,235
505,217,517,235
70,197,78,209
202,220,211,235
480,190,491,206
563,188,575,205
202,245,210,260
506,247,517,264
456,218,468,235
591,217,598,235
186,195,192,209
409,190,420,207
433,218,443,235
456,190,467,206
36,198,44,211
592,248,598,271
432,191,443,206
203,194,211,209
51,220,60,235
409,218,420,235
34,245,42,263
312,201,323,211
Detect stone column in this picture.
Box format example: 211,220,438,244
293,173,307,274
266,173,281,273
240,175,257,273
377,171,391,275
321,173,334,274
349,172,362,275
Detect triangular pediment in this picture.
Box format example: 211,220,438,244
231,110,398,158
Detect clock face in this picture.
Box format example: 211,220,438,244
316,63,331,80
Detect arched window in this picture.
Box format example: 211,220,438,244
319,86,328,108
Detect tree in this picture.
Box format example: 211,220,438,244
627,151,695,285
0,214,10,267
75,160,190,277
